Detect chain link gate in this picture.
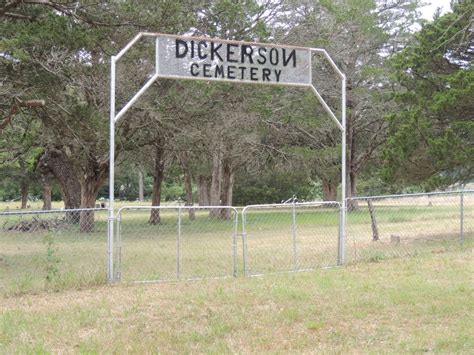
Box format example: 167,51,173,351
115,206,238,282
241,202,341,276
114,203,342,282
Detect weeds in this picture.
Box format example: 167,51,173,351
367,250,386,263
43,234,60,284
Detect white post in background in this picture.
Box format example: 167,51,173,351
107,56,116,282
339,75,347,265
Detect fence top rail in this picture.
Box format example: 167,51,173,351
348,189,473,201
117,205,238,217
242,201,340,214
0,208,108,216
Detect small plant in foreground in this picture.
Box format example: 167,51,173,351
43,233,60,283
368,251,386,263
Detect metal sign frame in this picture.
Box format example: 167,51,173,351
108,32,346,282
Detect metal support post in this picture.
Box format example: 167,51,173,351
114,211,122,282
291,201,298,271
338,75,347,266
241,209,248,276
232,211,238,277
107,56,116,283
177,207,182,279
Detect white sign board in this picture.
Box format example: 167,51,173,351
156,35,312,86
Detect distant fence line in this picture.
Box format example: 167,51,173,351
346,190,472,263
0,191,472,293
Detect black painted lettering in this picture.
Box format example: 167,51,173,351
269,48,279,66
227,65,236,79
190,40,195,59
238,66,246,79
250,67,258,81
283,49,296,67
274,69,281,82
190,63,199,76
227,44,238,63
210,42,223,61
257,47,267,65
215,65,224,78
176,39,188,58
198,41,208,59
203,63,211,78
262,68,271,81
241,45,254,64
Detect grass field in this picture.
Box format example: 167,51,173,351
0,246,472,353
1,196,472,297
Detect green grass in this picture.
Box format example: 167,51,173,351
0,247,472,353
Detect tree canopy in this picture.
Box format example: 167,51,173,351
0,0,472,215
382,0,473,189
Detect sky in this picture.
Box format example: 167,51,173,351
418,0,452,20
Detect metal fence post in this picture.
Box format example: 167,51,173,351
338,202,345,266
291,201,298,271
115,210,122,282
177,206,181,279
233,209,238,277
460,189,464,244
242,207,248,276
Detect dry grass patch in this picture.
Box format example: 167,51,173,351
1,247,472,353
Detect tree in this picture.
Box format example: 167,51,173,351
383,1,473,188
1,1,199,229
272,0,421,203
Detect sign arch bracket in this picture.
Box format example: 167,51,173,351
108,32,346,282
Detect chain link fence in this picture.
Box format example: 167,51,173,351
0,208,108,296
242,202,341,276
115,206,238,282
1,190,471,292
346,191,473,263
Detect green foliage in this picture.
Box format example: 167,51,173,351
233,171,319,205
382,2,474,188
161,180,186,202
43,234,60,284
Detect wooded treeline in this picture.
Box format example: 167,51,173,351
1,0,472,229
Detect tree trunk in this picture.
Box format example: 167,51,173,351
79,177,98,232
198,175,210,206
346,114,359,211
322,177,338,201
179,152,195,221
149,144,165,225
220,158,234,219
138,169,144,202
209,150,222,218
42,182,52,210
367,199,379,241
20,181,28,209
78,156,109,233
347,170,359,210
37,148,81,222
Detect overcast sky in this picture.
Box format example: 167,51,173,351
419,0,452,20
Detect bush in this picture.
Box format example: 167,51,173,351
233,172,318,205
